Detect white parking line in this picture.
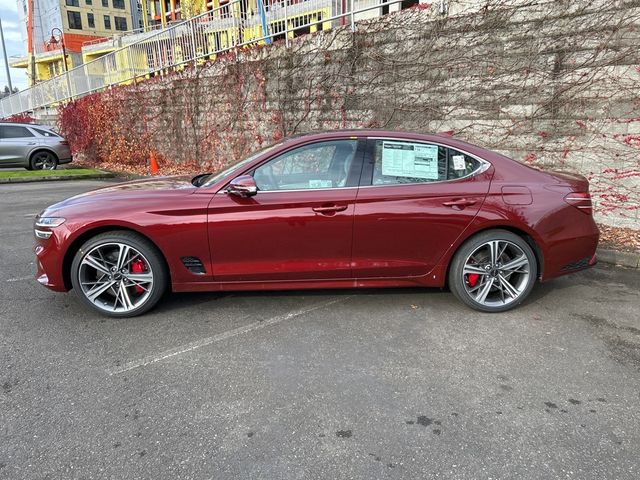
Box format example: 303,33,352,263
6,276,33,282
107,296,351,376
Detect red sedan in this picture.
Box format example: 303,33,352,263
33,130,599,317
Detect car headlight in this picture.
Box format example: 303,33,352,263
35,217,66,228
34,217,66,240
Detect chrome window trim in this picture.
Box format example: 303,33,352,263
216,186,358,195
362,137,491,187
213,136,491,194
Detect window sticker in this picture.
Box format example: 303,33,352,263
452,155,466,171
381,142,439,180
309,179,333,188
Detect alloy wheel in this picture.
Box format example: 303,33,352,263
32,153,57,170
78,242,154,313
462,240,531,307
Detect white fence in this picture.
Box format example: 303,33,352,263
0,0,410,118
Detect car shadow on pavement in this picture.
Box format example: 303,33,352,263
154,285,518,316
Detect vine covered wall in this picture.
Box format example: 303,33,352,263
58,0,640,228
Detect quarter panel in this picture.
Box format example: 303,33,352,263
51,192,213,288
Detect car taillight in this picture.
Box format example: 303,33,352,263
60,140,69,146
564,192,592,215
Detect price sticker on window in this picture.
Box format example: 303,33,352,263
381,142,439,180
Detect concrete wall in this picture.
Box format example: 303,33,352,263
73,0,640,228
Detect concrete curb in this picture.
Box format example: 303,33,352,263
597,248,640,269
0,171,115,184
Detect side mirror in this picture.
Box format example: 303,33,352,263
227,175,258,197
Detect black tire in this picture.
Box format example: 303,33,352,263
448,229,538,313
70,231,169,318
30,151,58,170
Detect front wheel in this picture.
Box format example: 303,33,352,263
448,230,538,312
70,232,168,317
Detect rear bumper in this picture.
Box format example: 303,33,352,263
59,156,73,165
540,216,599,281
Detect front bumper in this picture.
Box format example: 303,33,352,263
34,232,69,292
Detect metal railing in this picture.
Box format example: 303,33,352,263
81,22,176,49
0,0,408,118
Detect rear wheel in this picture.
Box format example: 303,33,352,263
448,230,537,312
70,232,168,317
30,151,58,170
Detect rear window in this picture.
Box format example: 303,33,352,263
371,139,481,185
31,127,61,138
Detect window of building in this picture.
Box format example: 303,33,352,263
86,0,92,5
370,140,481,186
87,12,95,28
65,0,80,6
104,15,111,29
0,126,35,139
102,0,108,7
113,0,125,8
67,11,82,30
114,16,127,31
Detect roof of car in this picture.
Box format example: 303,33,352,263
283,129,491,155
0,122,52,128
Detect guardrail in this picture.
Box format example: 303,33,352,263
0,0,408,118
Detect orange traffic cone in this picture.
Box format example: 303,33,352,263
150,152,159,175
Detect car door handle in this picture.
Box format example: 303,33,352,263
27,142,37,145
312,205,348,214
442,198,477,209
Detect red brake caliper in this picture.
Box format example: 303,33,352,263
467,273,480,287
131,259,146,294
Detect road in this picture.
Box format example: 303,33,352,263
1,180,639,480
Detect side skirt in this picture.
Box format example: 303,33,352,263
171,265,448,293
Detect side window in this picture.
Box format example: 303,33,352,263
31,127,60,137
253,140,357,191
371,140,481,185
446,148,481,179
0,126,35,139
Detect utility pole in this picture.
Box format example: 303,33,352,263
27,0,37,85
0,18,14,91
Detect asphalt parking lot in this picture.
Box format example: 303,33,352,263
1,180,639,480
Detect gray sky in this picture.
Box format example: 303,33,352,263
0,0,30,90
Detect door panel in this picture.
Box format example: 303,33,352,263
208,189,357,281
0,125,37,166
207,138,364,282
351,139,494,278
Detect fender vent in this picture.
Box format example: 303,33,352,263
181,256,206,274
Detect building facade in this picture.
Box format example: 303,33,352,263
11,0,139,85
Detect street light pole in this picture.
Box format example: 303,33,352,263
50,28,68,73
49,28,72,100
0,18,14,91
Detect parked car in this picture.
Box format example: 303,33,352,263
33,130,599,317
0,122,72,170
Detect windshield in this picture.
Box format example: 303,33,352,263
200,142,283,188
